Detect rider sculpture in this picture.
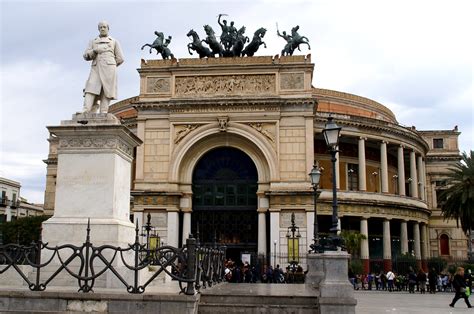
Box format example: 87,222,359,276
141,31,175,59
277,25,310,56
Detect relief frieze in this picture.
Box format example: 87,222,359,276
175,74,275,97
280,72,304,90
174,124,203,144
146,77,171,94
58,137,133,157
246,122,275,143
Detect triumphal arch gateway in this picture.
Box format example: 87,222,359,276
121,56,317,265
44,54,463,272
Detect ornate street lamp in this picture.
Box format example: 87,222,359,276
286,212,301,270
141,213,157,250
322,115,343,250
309,163,322,253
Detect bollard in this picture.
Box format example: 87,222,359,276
186,236,197,295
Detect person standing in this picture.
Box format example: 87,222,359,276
428,268,438,293
386,270,395,292
83,21,124,113
417,269,427,294
450,267,472,308
408,267,417,293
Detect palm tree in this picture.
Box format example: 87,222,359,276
340,230,367,259
440,151,474,258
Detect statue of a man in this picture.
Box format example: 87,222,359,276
82,21,124,113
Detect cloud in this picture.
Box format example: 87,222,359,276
0,0,472,204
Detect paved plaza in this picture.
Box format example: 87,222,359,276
355,291,473,313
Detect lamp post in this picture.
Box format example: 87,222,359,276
286,212,301,271
322,116,343,250
309,163,322,253
141,213,157,250
273,240,277,267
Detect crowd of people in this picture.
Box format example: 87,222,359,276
348,267,472,294
222,258,473,308
349,266,473,308
223,259,305,284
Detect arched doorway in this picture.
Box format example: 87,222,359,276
191,147,258,263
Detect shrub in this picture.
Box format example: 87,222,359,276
0,216,49,245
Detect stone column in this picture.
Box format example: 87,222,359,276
417,156,425,201
358,137,367,191
335,150,340,189
397,145,406,196
383,219,392,271
380,141,389,193
422,159,428,201
135,118,145,180
413,222,421,269
400,220,409,254
182,212,191,242
420,223,428,271
167,211,179,247
431,183,438,208
258,195,269,256
360,217,369,274
180,195,192,243
258,212,267,256
270,211,280,267
410,150,418,198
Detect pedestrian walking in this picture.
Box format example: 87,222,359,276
449,267,472,308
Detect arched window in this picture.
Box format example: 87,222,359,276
440,234,450,256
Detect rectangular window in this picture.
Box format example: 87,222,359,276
347,163,359,191
433,138,444,149
436,189,447,207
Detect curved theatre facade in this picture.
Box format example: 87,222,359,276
44,55,463,272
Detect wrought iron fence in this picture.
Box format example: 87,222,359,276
0,220,225,294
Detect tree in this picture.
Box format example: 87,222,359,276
440,150,474,234
0,216,49,245
340,230,367,258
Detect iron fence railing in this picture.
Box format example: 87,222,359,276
0,220,225,294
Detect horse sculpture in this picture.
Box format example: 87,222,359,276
187,29,213,58
241,27,267,57
231,26,249,57
141,31,175,59
203,25,224,57
289,25,310,54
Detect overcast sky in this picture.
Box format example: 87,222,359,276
1,0,473,203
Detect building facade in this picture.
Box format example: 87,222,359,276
1,177,44,223
43,55,463,272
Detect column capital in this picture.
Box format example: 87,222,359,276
381,140,389,145
399,144,405,148
359,136,367,141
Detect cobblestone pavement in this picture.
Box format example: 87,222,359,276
355,291,473,314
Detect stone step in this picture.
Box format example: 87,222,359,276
198,283,319,314
198,303,319,314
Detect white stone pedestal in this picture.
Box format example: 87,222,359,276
307,251,357,314
40,113,142,288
